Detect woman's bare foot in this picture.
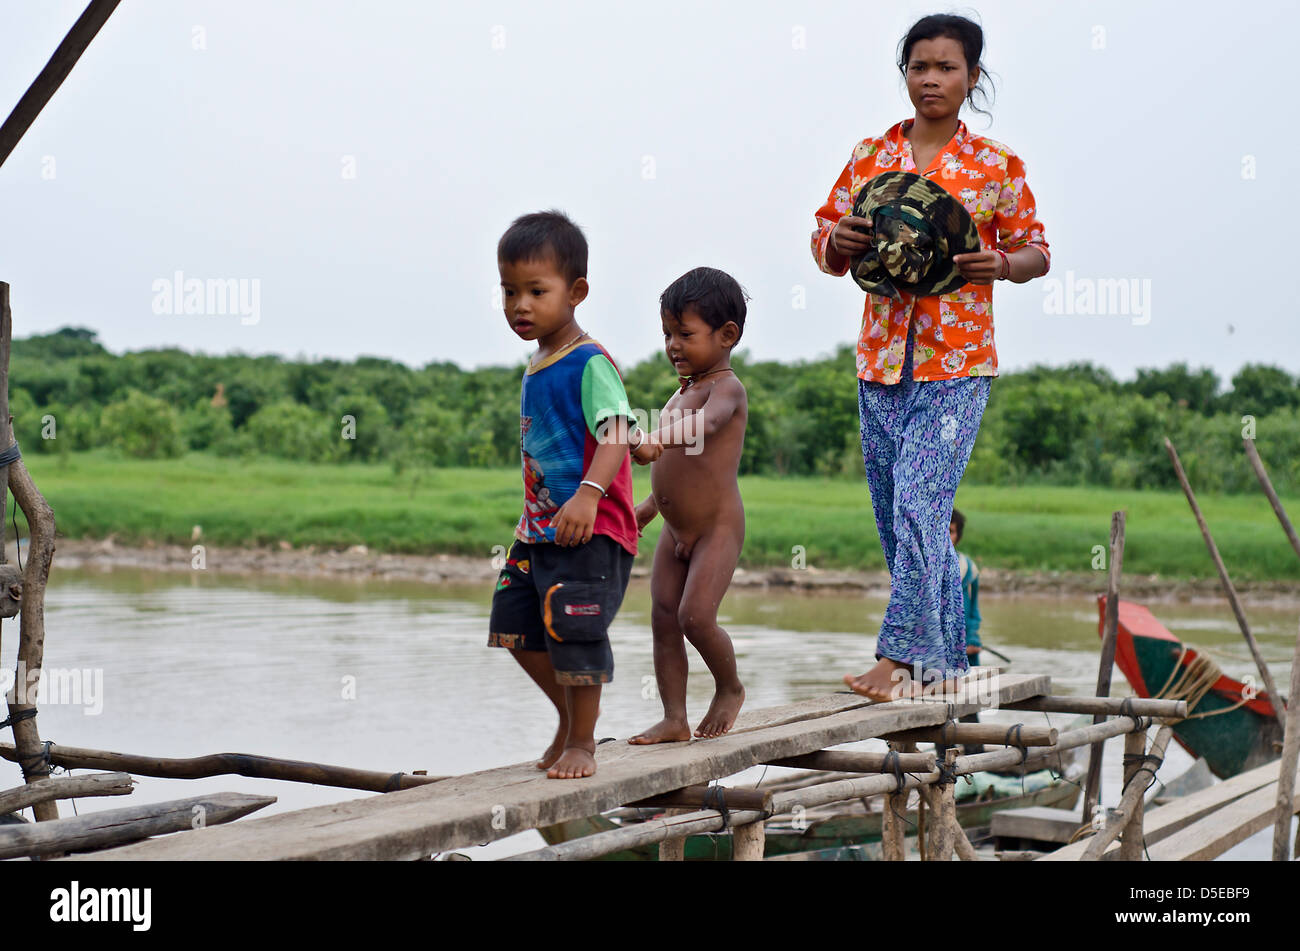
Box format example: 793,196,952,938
843,658,920,702
546,746,597,779
628,718,692,745
695,684,745,738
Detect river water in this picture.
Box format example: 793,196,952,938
6,566,1296,860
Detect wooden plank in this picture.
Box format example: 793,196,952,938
1038,759,1285,861
69,674,1050,860
990,807,1085,845
1147,770,1300,862
0,792,274,859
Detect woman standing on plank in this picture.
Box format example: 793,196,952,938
809,13,1050,700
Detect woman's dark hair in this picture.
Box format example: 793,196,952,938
950,508,966,543
897,13,996,122
660,267,749,343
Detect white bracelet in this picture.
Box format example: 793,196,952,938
629,426,646,451
580,479,607,496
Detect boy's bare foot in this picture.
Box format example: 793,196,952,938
843,658,921,702
695,684,745,738
535,723,569,770
546,747,597,779
628,718,692,745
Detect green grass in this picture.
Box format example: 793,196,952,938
21,449,1300,582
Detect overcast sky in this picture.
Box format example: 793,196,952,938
0,0,1294,384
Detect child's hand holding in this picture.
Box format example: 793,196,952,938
634,498,658,534
552,491,599,546
630,433,663,466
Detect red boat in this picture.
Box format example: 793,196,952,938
1099,596,1284,779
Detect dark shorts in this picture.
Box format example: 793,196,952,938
487,534,633,686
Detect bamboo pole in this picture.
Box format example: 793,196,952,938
1004,696,1187,719
629,784,768,812
0,0,123,170
1275,619,1300,861
1084,511,1126,827
1243,439,1300,562
884,723,1057,747
0,771,132,814
766,750,936,773
1118,729,1148,861
1165,438,1287,728
1240,442,1300,860
511,806,767,862
0,791,273,860
953,715,1152,777
0,740,446,793
1083,725,1172,861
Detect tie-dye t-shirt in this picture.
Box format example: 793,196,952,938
811,118,1051,384
514,338,638,555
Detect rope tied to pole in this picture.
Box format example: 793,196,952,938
0,707,36,730
1003,723,1029,765
1118,697,1144,732
703,785,730,830
17,738,52,776
0,442,21,467
1121,751,1164,796
882,749,906,793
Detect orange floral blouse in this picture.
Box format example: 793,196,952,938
811,118,1050,384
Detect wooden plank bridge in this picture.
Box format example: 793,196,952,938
67,670,1053,860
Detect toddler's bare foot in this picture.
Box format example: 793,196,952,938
628,718,692,745
843,659,920,702
535,723,568,770
695,684,745,738
546,747,597,779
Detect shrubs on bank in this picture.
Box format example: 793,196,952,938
9,328,1300,495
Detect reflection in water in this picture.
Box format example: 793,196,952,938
8,566,1292,859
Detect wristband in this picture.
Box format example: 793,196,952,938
580,479,607,496
995,249,1010,280
629,426,645,451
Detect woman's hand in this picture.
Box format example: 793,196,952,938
830,215,874,258
952,250,1003,285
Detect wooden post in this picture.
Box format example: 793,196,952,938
1084,511,1126,826
732,819,765,861
0,1,124,171
1083,725,1172,861
928,748,958,862
1165,438,1287,729
658,807,688,862
880,740,911,861
0,739,447,793
0,285,57,824
1118,728,1148,861
1275,618,1300,861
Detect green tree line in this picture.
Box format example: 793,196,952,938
11,327,1300,495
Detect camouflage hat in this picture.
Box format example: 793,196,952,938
849,171,981,299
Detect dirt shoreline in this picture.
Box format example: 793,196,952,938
40,536,1300,606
